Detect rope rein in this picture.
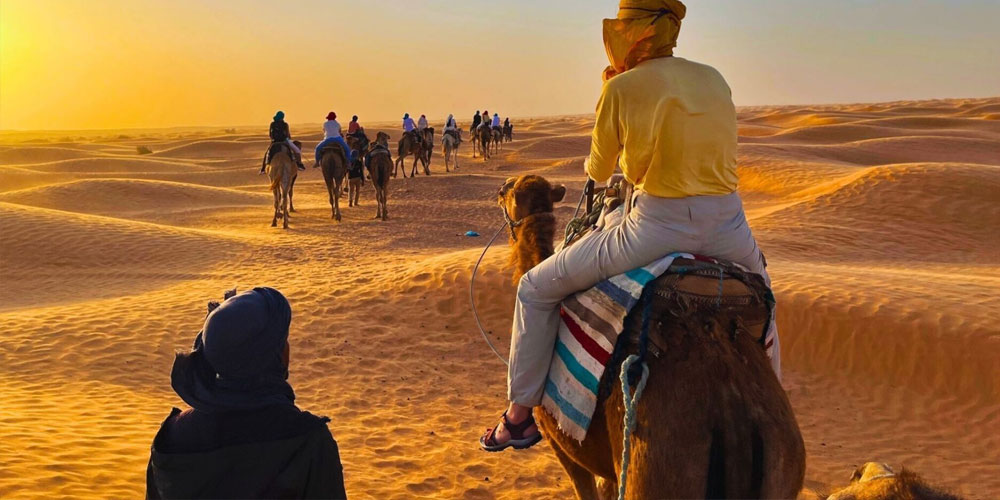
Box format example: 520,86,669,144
618,354,649,500
470,221,511,367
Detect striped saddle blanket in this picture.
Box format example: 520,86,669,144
541,252,696,442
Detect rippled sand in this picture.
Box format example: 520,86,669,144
1,97,998,499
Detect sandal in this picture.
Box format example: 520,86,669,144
480,411,542,452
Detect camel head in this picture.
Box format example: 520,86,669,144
826,462,960,500
374,132,390,147
497,175,566,224
497,175,566,282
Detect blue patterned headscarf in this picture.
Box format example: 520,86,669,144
274,111,285,121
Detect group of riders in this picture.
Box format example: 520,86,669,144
259,109,513,177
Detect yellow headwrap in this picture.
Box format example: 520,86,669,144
602,0,687,81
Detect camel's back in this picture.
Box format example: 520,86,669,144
602,257,804,497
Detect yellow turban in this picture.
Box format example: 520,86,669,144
602,0,687,81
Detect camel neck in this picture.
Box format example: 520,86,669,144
509,213,557,282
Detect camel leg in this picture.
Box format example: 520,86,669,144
333,178,343,222
281,178,290,229
289,174,297,212
410,155,418,178
327,180,335,219
550,448,601,500
454,148,459,170
271,186,279,227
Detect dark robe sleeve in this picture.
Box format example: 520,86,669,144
304,427,347,499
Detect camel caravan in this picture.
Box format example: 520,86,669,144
261,110,515,228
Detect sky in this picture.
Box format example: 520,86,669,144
1,0,998,131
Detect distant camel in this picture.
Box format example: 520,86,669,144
347,155,364,208
318,142,349,221
442,130,461,172
497,174,806,500
477,125,492,160
827,462,961,500
491,127,503,154
346,128,370,155
503,122,513,142
368,132,392,220
395,128,432,178
471,122,481,158
266,141,299,229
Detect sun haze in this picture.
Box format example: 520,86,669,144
1,0,998,131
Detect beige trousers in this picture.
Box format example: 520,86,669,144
507,191,779,406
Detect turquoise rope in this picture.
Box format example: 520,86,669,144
618,354,649,500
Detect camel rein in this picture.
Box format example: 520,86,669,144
470,181,593,366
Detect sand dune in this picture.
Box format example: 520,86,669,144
0,179,272,218
1,97,998,499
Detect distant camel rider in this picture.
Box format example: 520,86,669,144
471,110,482,132
480,110,491,131
417,114,428,131
491,113,501,130
444,114,461,142
260,111,304,174
480,0,778,453
503,117,510,129
313,112,352,168
347,115,361,135
403,113,422,145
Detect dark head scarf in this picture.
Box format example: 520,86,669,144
171,287,295,413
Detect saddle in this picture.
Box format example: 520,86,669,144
445,129,462,142
263,142,293,171
319,141,349,164
545,190,774,440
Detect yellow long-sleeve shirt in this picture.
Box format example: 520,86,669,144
586,57,739,198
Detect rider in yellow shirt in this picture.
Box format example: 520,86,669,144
480,0,779,452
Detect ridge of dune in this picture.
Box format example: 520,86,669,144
0,178,272,217
149,139,269,159
6,156,212,173
740,135,1000,167
0,202,248,311
753,163,1000,263
0,146,103,165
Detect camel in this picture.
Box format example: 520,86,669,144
318,142,349,222
503,122,513,142
827,463,961,500
442,130,461,172
477,125,492,160
471,122,482,158
395,129,431,178
497,174,806,500
347,155,364,208
346,128,370,155
367,132,392,220
422,127,435,166
266,142,297,229
492,127,503,154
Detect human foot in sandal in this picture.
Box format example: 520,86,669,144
480,403,542,452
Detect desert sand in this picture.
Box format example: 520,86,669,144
1,97,998,499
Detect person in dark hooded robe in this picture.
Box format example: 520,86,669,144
146,287,347,499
